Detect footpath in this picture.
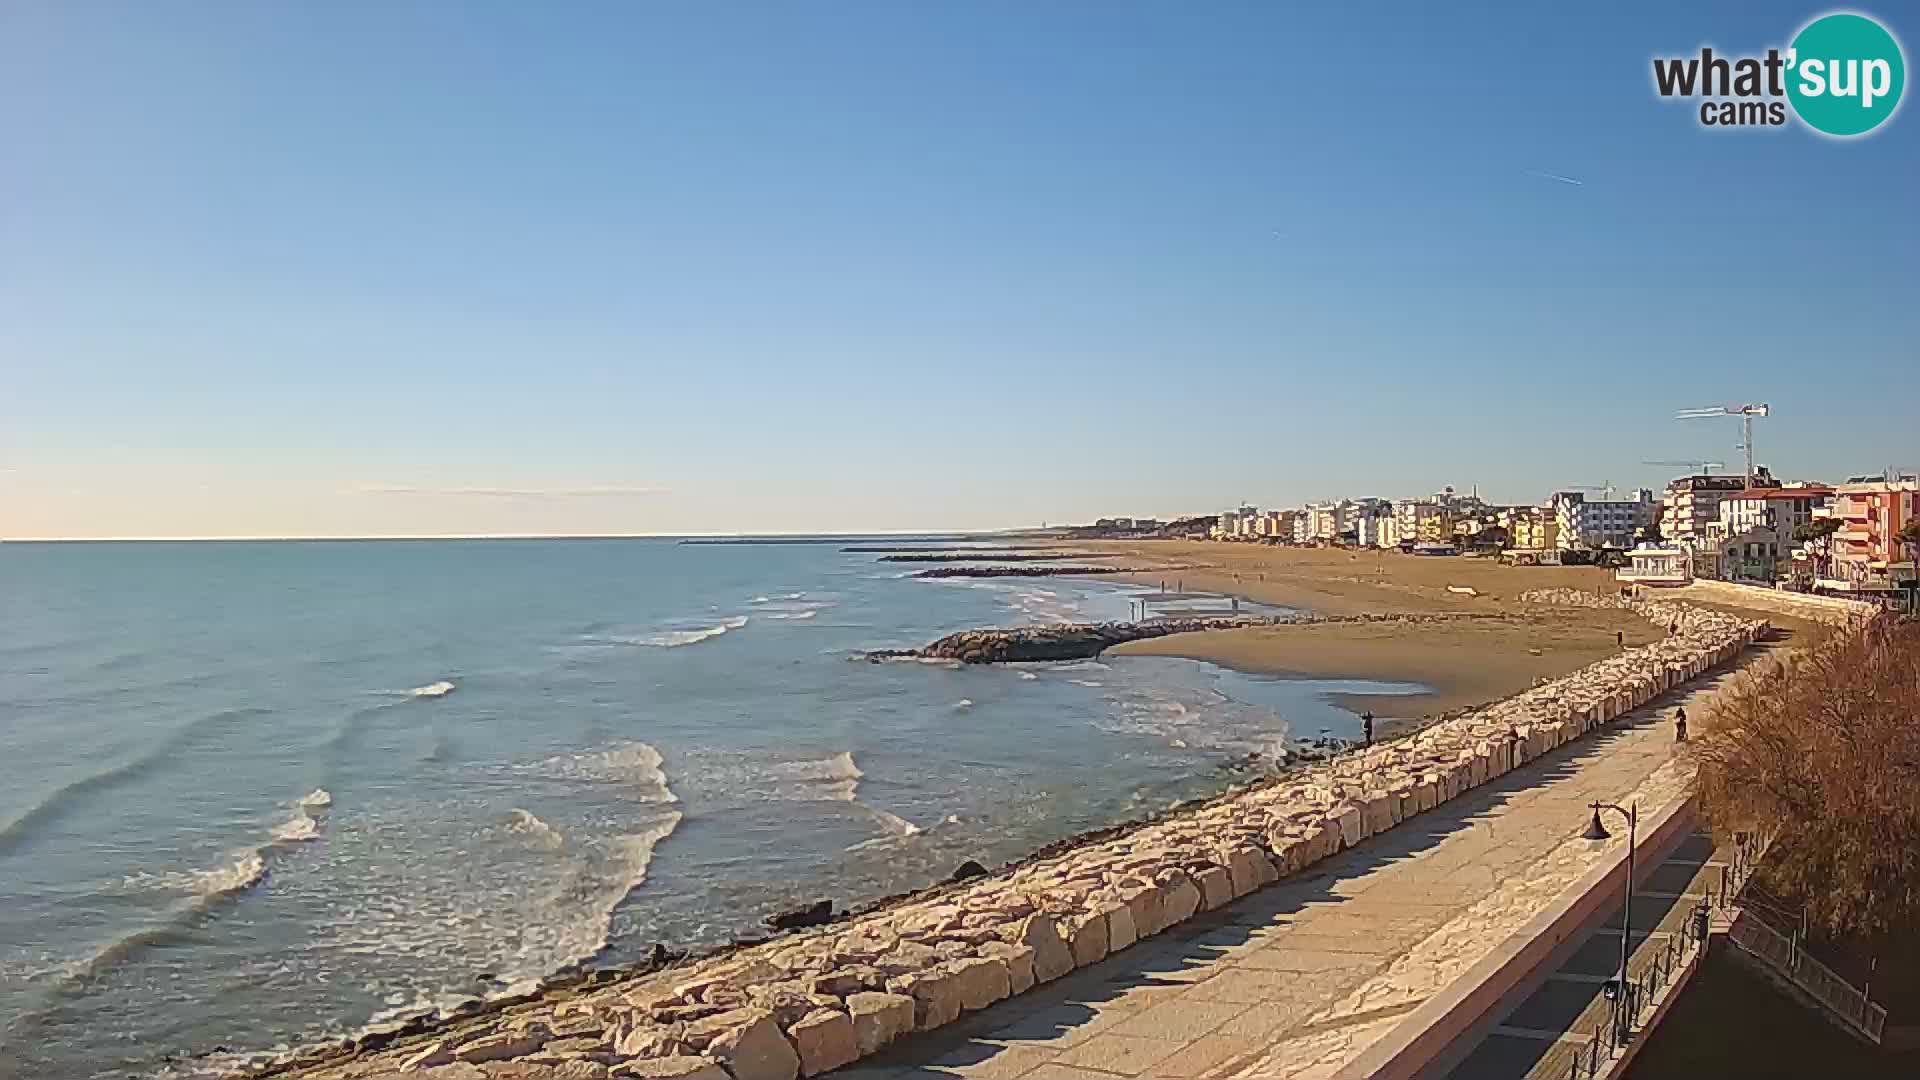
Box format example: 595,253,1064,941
830,659,1759,1080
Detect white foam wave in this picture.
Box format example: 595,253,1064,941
771,751,863,801
619,615,750,648
506,808,564,850
953,698,973,709
1018,671,1039,680
409,680,456,698
870,808,923,838
300,788,333,808
528,742,679,803
763,609,819,621
125,851,268,898
270,812,320,843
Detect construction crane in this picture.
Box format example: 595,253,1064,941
1676,404,1769,489
1559,483,1618,499
1643,459,1727,475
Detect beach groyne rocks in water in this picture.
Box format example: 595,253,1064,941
911,565,1137,579
234,599,1768,1080
872,616,1286,664
877,552,1114,563
867,611,1494,665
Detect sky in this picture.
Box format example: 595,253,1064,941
3,1,1916,538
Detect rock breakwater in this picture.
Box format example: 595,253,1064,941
237,597,1766,1080
868,616,1289,664
910,565,1137,579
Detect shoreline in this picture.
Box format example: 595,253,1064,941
239,593,1769,1080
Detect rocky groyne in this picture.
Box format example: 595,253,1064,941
867,611,1497,665
230,598,1767,1080
878,553,1115,563
910,565,1137,579
867,615,1288,664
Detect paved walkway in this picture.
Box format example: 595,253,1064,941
829,655,1766,1080
1441,830,1727,1079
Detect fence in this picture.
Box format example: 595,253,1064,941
1713,829,1886,1044
1725,912,1887,1043
1534,898,1713,1080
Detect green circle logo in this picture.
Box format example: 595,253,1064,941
1786,12,1906,136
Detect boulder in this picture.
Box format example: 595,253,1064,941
1161,874,1203,925
702,1009,800,1080
980,941,1037,995
1012,914,1075,983
1194,866,1234,910
844,992,915,1056
892,967,963,1030
786,1009,858,1077
766,901,835,932
1066,910,1110,968
948,955,1012,1011
612,1058,731,1080
454,1028,549,1064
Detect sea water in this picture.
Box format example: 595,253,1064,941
0,539,1422,1076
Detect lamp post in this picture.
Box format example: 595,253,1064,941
1584,801,1638,1043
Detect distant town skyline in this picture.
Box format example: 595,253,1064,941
5,2,1916,539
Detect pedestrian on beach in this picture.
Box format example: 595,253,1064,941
1668,620,1678,637
1674,705,1688,743
1616,630,1624,648
1361,711,1374,747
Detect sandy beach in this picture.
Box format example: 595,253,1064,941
1063,541,1663,731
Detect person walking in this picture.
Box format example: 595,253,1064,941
1616,630,1624,648
1361,711,1375,747
1674,705,1688,743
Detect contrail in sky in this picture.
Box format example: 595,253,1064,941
1526,170,1585,186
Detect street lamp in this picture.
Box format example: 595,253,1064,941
1584,801,1639,1043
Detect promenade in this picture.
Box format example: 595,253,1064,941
829,660,1757,1080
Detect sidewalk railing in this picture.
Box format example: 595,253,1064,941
1711,829,1886,1045
1725,911,1887,1043
1538,899,1713,1080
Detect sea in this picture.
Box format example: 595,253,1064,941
0,539,1423,1078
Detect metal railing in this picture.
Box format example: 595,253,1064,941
1713,829,1887,1044
1725,912,1887,1043
1536,898,1713,1079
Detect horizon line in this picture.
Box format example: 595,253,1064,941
0,528,1044,544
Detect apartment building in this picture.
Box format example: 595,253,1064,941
1814,479,1920,593
1659,468,1775,551
1552,489,1658,550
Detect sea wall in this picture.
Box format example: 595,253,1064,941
246,600,1767,1080
1522,582,1876,627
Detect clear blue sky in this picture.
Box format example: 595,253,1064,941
3,1,1915,537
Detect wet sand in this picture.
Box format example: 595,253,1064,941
1078,541,1660,731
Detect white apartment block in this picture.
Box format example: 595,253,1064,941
1552,489,1658,550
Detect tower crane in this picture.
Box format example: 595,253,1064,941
1642,460,1727,475
1675,404,1769,489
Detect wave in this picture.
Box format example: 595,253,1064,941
270,812,320,843
506,808,564,850
763,609,818,621
524,812,681,976
770,750,863,802
408,680,456,698
122,851,269,899
1018,671,1039,680
523,742,679,803
589,615,750,648
953,698,974,709
300,788,333,808
0,707,269,857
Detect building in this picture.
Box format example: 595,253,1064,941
1659,469,1775,551
1552,489,1658,551
1617,544,1691,586
1393,500,1450,546
1702,486,1832,582
1508,507,1560,552
1811,478,1920,595
1255,509,1297,540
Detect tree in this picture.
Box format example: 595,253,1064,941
1636,521,1664,545
1793,517,1843,580
1898,517,1920,566
1692,616,1920,938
